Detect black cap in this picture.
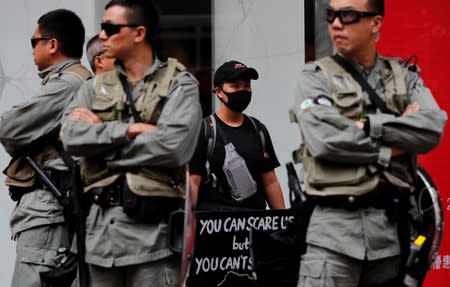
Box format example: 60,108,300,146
213,60,259,87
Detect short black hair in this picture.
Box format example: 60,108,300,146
105,0,160,46
37,9,85,58
86,34,103,72
367,0,384,16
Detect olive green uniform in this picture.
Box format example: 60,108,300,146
61,58,202,286
0,59,91,287
291,54,447,287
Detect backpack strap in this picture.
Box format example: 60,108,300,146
204,115,217,162
247,115,266,156
203,115,217,188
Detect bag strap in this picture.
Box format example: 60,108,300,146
203,115,217,187
205,114,266,159
331,54,392,114
247,116,266,155
203,115,216,162
119,74,144,123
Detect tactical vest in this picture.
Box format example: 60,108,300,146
294,56,415,196
4,63,92,189
80,58,186,198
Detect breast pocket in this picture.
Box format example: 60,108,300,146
333,89,363,119
91,92,121,122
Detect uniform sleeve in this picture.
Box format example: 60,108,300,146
0,76,79,156
60,79,131,158
365,66,447,153
108,72,203,168
293,63,381,164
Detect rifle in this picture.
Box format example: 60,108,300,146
286,162,307,208
285,162,315,257
25,156,64,201
25,156,89,287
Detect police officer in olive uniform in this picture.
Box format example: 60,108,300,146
61,0,202,286
290,0,447,286
86,34,115,75
0,9,91,287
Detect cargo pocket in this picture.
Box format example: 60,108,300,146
299,257,325,287
18,246,64,269
91,91,121,121
302,157,368,187
16,225,69,268
163,265,180,287
333,89,363,119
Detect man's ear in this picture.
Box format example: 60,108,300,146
372,15,383,34
94,55,103,70
134,26,147,43
49,39,59,55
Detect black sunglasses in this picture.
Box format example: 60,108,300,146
30,36,53,48
326,8,379,24
100,22,140,37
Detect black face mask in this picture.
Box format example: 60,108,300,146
220,90,252,112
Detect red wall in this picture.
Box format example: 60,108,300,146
378,1,450,285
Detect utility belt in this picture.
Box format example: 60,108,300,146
89,176,182,224
8,169,71,202
312,182,402,212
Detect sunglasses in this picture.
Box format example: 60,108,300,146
30,36,53,48
326,8,378,24
100,22,140,37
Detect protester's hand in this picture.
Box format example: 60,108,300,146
68,108,103,124
126,123,157,138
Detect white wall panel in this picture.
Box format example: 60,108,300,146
213,0,305,204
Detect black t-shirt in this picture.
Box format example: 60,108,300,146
189,114,280,211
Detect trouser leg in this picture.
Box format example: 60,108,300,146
88,255,180,287
88,264,124,287
127,255,181,287
359,255,401,287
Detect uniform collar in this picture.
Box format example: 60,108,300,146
337,53,383,79
39,58,81,84
114,56,161,81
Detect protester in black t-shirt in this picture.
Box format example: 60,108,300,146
189,60,285,211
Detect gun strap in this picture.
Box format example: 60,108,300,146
331,54,391,114
119,74,144,123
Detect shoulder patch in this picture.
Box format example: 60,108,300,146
302,62,321,73
301,99,314,110
313,95,333,107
